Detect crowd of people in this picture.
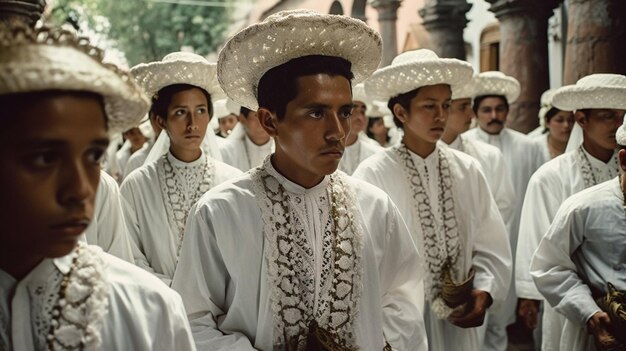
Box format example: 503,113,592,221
1,8,625,351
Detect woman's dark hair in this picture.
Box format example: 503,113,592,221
257,55,354,120
387,87,421,129
150,84,212,119
542,107,562,133
366,116,390,143
472,94,509,115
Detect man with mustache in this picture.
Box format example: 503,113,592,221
462,71,547,351
171,10,427,350
353,49,511,351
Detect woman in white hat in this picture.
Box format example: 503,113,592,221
0,24,195,350
353,49,512,351
517,73,626,351
121,52,242,285
366,102,392,147
172,9,426,350
529,89,575,160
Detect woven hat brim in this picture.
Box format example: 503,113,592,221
0,45,149,134
132,60,225,102
552,86,626,111
217,13,382,110
364,59,473,102
473,75,521,103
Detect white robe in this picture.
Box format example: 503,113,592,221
120,151,242,284
0,245,195,351
516,148,618,350
444,136,515,222
339,135,383,175
81,170,134,263
532,133,551,161
123,142,153,178
531,177,626,351
171,158,427,350
353,146,512,351
220,134,274,172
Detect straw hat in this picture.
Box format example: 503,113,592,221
131,51,225,101
226,98,241,115
538,89,557,128
213,99,236,119
451,76,478,100
473,71,521,103
552,74,626,112
0,25,149,134
217,9,382,110
353,83,369,104
365,49,473,102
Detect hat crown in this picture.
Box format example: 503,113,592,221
391,49,439,66
477,71,508,79
577,73,626,88
162,51,207,64
266,9,318,21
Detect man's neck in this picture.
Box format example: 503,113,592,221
345,132,358,147
479,127,503,136
403,134,436,159
441,129,459,145
582,138,614,163
271,152,324,189
169,146,202,163
246,132,270,146
130,143,143,154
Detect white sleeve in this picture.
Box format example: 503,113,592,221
489,150,516,222
154,290,198,351
172,203,256,350
530,202,601,326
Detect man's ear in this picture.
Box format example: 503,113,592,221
575,110,587,128
258,108,278,137
393,103,408,125
156,115,167,130
619,149,626,173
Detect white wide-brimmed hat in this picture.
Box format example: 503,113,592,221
538,89,557,128
131,51,225,101
353,83,369,104
615,115,626,146
213,99,237,119
552,74,626,112
451,76,478,100
365,49,473,102
217,9,382,110
226,98,241,115
473,71,520,103
0,25,149,134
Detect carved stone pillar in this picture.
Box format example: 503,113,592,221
370,0,402,66
563,0,626,84
418,0,472,59
487,0,561,133
0,0,46,26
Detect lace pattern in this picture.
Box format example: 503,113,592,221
577,146,619,188
250,157,363,350
157,153,215,257
394,144,462,319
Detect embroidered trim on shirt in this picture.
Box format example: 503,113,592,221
250,157,363,350
158,154,215,257
394,144,462,319
577,146,619,188
47,242,109,350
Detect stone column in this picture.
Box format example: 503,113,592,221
351,0,368,22
0,0,46,26
370,0,402,66
487,0,561,133
418,0,472,59
563,0,626,84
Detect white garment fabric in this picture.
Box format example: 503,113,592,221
528,126,545,138
220,134,274,172
516,147,618,350
81,170,134,263
123,142,153,179
531,177,626,351
353,146,512,351
532,133,552,161
339,135,383,175
0,246,195,351
120,151,242,285
116,142,148,182
444,136,515,222
171,157,427,350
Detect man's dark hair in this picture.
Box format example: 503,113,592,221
257,55,354,120
366,116,390,143
240,106,254,118
151,84,212,119
472,94,509,115
387,87,421,129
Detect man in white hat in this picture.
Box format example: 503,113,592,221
440,77,515,224
0,24,195,350
353,49,511,351
516,74,626,350
172,10,426,350
215,100,239,138
531,110,626,350
220,104,274,172
462,71,547,350
338,83,383,175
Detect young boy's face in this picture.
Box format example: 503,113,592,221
0,91,108,260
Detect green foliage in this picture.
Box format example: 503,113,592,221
47,0,232,66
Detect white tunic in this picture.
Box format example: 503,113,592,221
444,136,515,222
531,178,626,351
220,134,274,172
81,170,134,263
123,142,153,178
353,146,512,351
516,147,618,350
120,151,242,284
532,133,551,161
338,135,383,175
171,158,427,350
0,246,195,351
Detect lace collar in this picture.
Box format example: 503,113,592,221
251,156,363,349
577,146,619,188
